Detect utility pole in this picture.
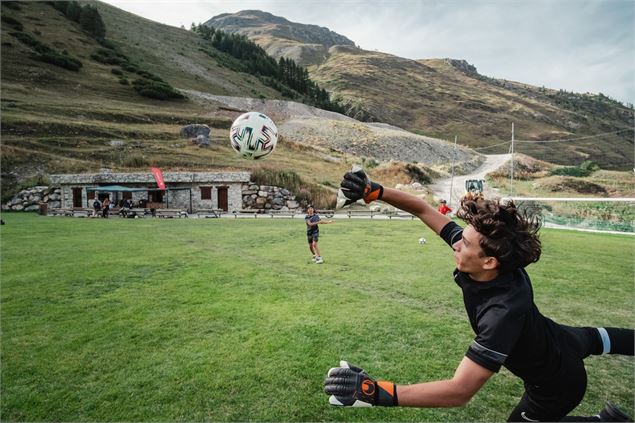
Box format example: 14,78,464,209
449,135,457,207
510,123,515,197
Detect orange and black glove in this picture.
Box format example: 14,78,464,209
340,169,384,205
324,361,397,407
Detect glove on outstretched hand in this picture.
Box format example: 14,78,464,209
339,169,384,206
324,361,397,407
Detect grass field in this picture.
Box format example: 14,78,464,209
1,213,633,421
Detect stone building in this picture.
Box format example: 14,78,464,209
49,171,250,212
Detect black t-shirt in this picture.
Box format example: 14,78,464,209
440,221,565,384
305,214,320,235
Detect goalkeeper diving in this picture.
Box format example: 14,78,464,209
323,168,634,422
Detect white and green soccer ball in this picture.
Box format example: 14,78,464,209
229,112,278,160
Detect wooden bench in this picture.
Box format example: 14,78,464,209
267,210,298,218
72,208,92,217
316,209,335,218
233,209,265,218
119,208,153,218
195,208,224,218
233,209,301,218
48,208,74,217
155,209,188,218
387,211,415,220
345,210,378,218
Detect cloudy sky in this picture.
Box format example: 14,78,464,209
102,0,634,105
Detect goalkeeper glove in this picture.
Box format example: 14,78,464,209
339,169,384,205
324,360,397,407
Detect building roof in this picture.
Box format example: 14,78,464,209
50,171,251,185
85,185,152,192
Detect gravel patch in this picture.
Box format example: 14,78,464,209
185,91,482,167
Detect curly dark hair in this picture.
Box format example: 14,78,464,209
456,193,542,272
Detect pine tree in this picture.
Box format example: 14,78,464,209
79,5,106,40
65,1,81,22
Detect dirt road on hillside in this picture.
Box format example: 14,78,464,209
429,154,511,206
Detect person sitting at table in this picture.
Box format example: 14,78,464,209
120,198,133,217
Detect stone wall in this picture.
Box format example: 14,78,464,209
2,186,61,211
241,183,303,212
3,181,307,213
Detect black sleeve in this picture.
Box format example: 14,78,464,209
465,306,526,373
439,221,463,248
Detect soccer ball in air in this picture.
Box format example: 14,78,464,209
229,112,278,160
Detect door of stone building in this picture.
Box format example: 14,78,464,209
217,186,228,211
72,188,82,208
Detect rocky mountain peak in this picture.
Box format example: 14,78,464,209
205,10,356,48
443,58,478,75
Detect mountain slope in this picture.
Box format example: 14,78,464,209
1,1,469,204
207,11,634,170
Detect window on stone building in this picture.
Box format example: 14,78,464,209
200,186,212,200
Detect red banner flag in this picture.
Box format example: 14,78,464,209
151,167,166,190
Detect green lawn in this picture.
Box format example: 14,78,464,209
1,213,633,421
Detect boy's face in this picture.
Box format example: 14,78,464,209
307,207,314,215
452,225,498,275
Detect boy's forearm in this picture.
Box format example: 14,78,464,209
381,188,451,234
396,357,493,408
396,379,470,408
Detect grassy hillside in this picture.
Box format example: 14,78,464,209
312,53,633,169
0,1,357,202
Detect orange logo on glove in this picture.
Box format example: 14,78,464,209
361,379,375,396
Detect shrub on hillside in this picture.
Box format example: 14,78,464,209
550,166,591,177
121,63,139,73
131,78,185,100
405,163,432,184
10,31,82,71
538,177,607,195
98,38,118,50
1,1,21,10
10,31,40,48
580,160,600,172
91,45,182,100
135,70,165,83
2,15,23,31
250,168,336,209
111,68,123,76
361,157,379,169
548,160,600,178
91,47,128,66
35,51,82,71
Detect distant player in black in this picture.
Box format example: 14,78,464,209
323,169,633,422
305,205,334,264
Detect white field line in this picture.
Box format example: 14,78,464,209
509,197,635,202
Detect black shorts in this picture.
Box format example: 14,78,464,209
507,326,599,422
507,358,587,421
307,233,319,244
